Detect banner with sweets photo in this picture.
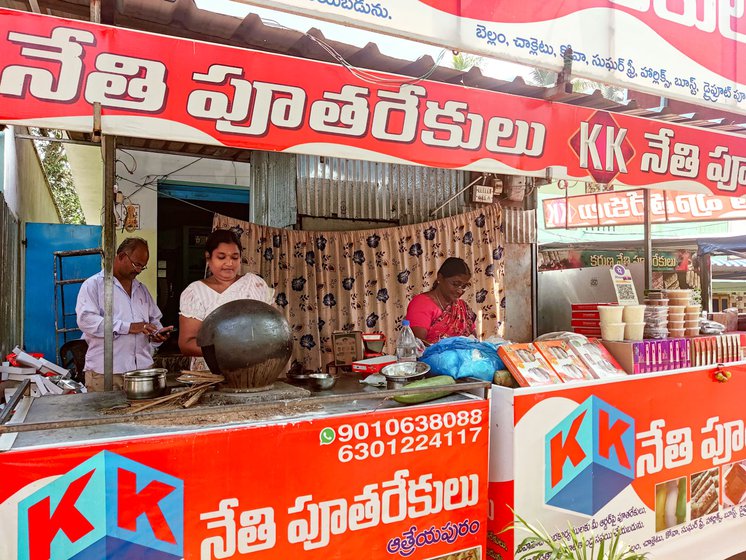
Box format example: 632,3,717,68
488,363,746,560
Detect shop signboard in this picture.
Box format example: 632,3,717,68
488,364,746,560
538,250,692,273
0,400,488,559
233,0,745,114
0,9,745,197
544,189,746,229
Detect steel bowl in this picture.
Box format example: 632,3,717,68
307,373,337,391
286,373,312,388
123,368,167,400
380,362,430,389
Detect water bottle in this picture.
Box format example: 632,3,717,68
396,320,418,362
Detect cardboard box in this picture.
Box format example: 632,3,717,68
331,331,364,366
534,340,595,382
567,338,627,378
601,339,693,375
600,340,645,375
498,343,563,387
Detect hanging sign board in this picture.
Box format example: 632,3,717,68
544,189,746,229
0,9,745,196
233,0,746,115
610,264,639,304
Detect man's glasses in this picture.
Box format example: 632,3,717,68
124,253,147,271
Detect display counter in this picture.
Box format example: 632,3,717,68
487,362,746,560
0,375,490,560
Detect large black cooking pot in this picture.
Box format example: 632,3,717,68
196,299,292,392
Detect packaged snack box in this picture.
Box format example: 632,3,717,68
498,343,563,387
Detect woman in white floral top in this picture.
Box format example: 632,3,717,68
178,229,274,371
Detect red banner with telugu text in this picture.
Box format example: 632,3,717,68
543,189,746,229
0,399,488,560
0,9,745,197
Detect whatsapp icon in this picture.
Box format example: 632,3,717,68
319,427,336,445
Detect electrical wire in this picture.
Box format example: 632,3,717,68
262,18,447,86
116,149,137,174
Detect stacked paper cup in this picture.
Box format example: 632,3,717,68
599,304,625,341
622,304,646,340
685,303,702,337
664,289,697,337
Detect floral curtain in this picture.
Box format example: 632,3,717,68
213,204,505,370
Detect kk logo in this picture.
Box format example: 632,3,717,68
569,111,635,185
545,396,635,516
17,450,184,560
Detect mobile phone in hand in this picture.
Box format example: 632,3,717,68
156,325,175,335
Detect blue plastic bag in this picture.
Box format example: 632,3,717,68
420,337,506,382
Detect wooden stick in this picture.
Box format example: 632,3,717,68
182,387,209,408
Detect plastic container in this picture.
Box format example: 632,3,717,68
644,298,669,306
644,327,668,339
622,305,646,323
665,289,692,299
598,305,624,324
624,322,645,340
685,305,702,315
669,328,685,338
601,322,625,341
669,298,691,307
668,313,685,322
668,321,685,329
396,320,418,362
685,320,700,329
685,328,700,337
668,305,686,315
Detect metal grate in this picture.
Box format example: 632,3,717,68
502,206,537,244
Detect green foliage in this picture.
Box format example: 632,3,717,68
510,511,648,560
452,52,483,71
31,128,85,224
527,68,625,102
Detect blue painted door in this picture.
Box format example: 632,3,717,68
24,223,102,361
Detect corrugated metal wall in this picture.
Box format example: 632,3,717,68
250,151,297,229
0,193,21,356
296,155,475,225
503,207,537,244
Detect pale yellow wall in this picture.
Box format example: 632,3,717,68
14,136,61,224
65,142,102,225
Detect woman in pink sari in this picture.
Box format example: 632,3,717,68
406,257,477,345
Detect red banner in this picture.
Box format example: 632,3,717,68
543,189,746,228
0,9,745,197
0,400,488,560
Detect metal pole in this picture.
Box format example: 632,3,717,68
90,0,101,23
701,254,712,314
643,189,653,292
102,135,116,391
